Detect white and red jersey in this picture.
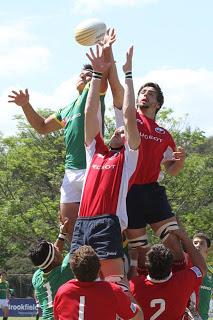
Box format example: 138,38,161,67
79,134,140,231
54,279,139,320
130,112,176,185
130,267,203,320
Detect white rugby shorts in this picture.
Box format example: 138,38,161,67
0,299,9,308
60,169,85,203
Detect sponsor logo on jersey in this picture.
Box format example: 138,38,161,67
191,266,202,278
92,164,116,170
200,285,212,291
67,113,81,122
155,127,165,134
130,303,137,313
140,132,163,143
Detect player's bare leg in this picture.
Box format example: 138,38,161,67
100,258,129,292
60,202,79,242
100,258,124,278
2,306,9,320
126,228,150,279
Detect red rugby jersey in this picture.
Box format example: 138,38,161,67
130,112,176,185
54,280,139,320
130,267,202,320
78,134,140,231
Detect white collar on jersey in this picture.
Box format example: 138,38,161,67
147,272,173,283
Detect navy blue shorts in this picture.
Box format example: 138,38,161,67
70,214,124,260
127,183,174,229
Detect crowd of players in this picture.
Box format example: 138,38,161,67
1,29,211,319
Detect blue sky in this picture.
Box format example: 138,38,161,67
1,0,213,136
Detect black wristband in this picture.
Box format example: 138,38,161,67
125,71,132,79
93,71,102,80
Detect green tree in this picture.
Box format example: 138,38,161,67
0,111,65,272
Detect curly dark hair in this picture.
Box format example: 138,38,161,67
145,244,173,280
137,82,164,114
29,240,50,267
70,246,100,282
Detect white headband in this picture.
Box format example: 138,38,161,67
37,243,55,270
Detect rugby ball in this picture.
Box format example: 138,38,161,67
74,18,107,46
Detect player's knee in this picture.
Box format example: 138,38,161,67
155,221,179,241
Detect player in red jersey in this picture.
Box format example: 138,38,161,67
129,229,206,320
115,57,186,276
70,45,142,288
54,245,143,320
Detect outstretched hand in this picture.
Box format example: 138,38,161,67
8,89,30,107
59,217,72,235
100,28,116,50
123,46,134,74
86,45,111,74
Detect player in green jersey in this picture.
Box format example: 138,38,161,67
8,29,123,240
193,232,213,320
29,218,74,320
0,271,10,320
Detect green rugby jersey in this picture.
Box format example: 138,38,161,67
199,264,213,320
32,253,74,320
55,83,106,170
0,280,9,299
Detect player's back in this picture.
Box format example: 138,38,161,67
130,268,202,320
54,280,138,320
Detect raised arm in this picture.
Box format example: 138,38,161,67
164,146,185,176
102,28,124,109
171,228,207,276
85,46,111,145
98,29,116,94
8,89,61,134
54,215,72,253
122,46,140,150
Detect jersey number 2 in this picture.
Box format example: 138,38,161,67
150,299,165,320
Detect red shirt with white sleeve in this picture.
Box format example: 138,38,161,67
78,134,141,231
